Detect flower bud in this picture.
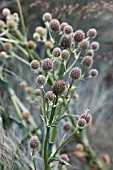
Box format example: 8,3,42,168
6,20,17,30
46,91,55,101
42,58,53,71
60,22,68,32
29,136,40,149
63,122,72,131
35,26,47,36
90,42,99,51
30,60,40,71
61,50,70,60
50,19,60,32
2,8,10,16
60,34,71,48
53,80,66,96
43,12,52,22
45,41,53,49
70,67,81,80
89,69,98,77
33,32,40,41
74,30,85,43
81,56,93,67
27,40,36,49
87,28,97,38
52,47,61,57
79,39,90,50
4,42,13,51
36,75,47,86
64,25,73,34
77,118,86,129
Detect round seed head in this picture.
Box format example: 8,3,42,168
60,22,68,32
27,40,36,49
30,60,40,71
35,26,47,36
81,56,93,67
0,20,5,30
64,25,73,34
52,80,66,96
22,112,30,119
50,19,60,32
29,136,40,149
34,89,42,96
46,91,55,101
6,20,17,30
90,41,99,51
2,8,10,16
80,109,92,124
87,28,97,38
89,69,98,77
33,32,40,41
45,41,53,49
52,47,61,57
77,118,86,129
60,34,71,48
43,12,52,22
60,154,69,164
70,67,81,80
74,30,85,43
79,39,90,50
0,51,7,58
61,50,70,60
42,58,53,71
86,49,94,57
36,75,47,86
63,122,72,131
4,42,13,51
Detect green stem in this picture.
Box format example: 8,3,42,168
32,149,36,170
11,52,30,66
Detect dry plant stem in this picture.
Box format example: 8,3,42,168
16,0,26,36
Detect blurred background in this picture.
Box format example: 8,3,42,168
0,0,113,169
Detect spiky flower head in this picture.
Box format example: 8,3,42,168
60,22,68,32
63,122,72,131
70,67,81,80
27,40,36,49
91,42,99,51
89,69,98,77
46,91,55,101
64,25,73,34
52,47,61,57
86,49,94,57
34,89,42,96
29,136,40,149
36,75,47,86
53,80,66,96
80,109,92,124
79,39,90,50
45,41,53,49
60,154,69,164
81,56,93,67
61,50,70,60
2,8,10,16
87,28,97,38
77,118,86,129
50,19,60,32
60,34,71,48
42,58,53,71
0,20,5,30
30,60,40,71
74,30,85,43
4,42,13,51
43,12,52,22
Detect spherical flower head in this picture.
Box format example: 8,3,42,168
81,56,93,67
33,32,40,41
27,40,36,49
74,30,85,43
91,41,99,51
42,58,53,71
64,25,73,34
4,42,13,51
0,20,5,30
80,109,92,124
63,122,72,131
86,49,94,57
70,67,81,80
60,154,69,165
60,22,68,32
45,41,53,49
52,47,61,57
43,12,52,22
0,51,7,58
6,20,17,30
22,112,30,119
34,89,42,96
52,80,66,96
77,118,86,129
46,91,55,101
60,34,71,48
50,19,60,32
29,136,40,149
89,69,98,77
35,26,47,36
2,8,10,16
79,39,90,50
61,50,70,60
87,28,97,38
36,75,47,86
30,60,40,71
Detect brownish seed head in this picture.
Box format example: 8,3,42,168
60,34,71,48
45,41,53,49
43,12,52,22
46,91,55,101
52,80,66,96
34,89,42,96
50,19,60,32
60,22,68,32
63,122,72,131
79,39,90,50
4,42,13,51
64,25,73,34
77,118,86,129
91,42,99,51
81,56,93,67
36,75,47,86
29,136,40,149
52,47,61,57
74,30,85,43
89,69,98,77
42,58,53,71
30,60,40,71
61,50,70,60
27,40,36,49
70,67,81,80
87,28,97,38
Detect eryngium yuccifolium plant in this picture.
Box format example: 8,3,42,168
0,6,105,170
